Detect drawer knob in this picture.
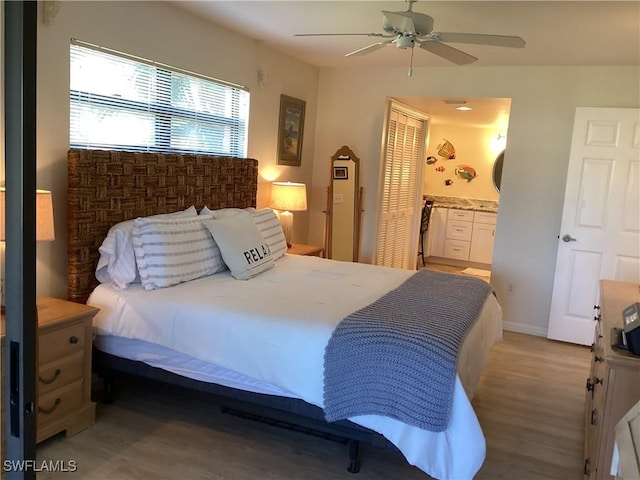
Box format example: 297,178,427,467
69,335,79,344
39,368,61,385
594,356,603,363
39,397,61,415
595,377,603,385
591,409,598,426
586,378,594,392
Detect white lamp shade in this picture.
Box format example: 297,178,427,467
269,182,307,212
0,187,55,241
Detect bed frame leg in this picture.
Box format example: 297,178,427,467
347,439,361,473
102,374,115,404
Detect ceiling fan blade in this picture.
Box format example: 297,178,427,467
294,33,388,38
418,41,477,65
434,32,526,48
382,11,416,35
345,40,394,58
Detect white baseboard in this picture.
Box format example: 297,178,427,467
502,320,548,338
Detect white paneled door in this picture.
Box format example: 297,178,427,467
547,107,640,345
374,101,427,269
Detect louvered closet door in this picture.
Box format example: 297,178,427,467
375,108,425,269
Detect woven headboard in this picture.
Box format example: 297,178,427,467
67,149,258,304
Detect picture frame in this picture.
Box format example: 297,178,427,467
277,95,306,167
333,166,348,180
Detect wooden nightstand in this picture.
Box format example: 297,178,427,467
287,243,324,257
1,296,98,449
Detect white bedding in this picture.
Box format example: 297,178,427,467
88,254,502,480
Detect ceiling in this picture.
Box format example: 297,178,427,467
170,1,639,127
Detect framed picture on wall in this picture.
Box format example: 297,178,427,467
333,166,348,180
277,95,306,167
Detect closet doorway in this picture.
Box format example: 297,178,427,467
372,99,429,269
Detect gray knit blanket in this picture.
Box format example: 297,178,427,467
323,269,493,432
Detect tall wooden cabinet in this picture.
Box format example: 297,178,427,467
584,280,640,479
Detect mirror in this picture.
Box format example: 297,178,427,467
492,150,505,192
325,145,363,262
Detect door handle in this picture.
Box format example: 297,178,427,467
562,234,577,242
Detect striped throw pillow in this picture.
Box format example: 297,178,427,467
250,209,287,260
132,214,226,290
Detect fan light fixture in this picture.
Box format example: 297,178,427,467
294,0,526,77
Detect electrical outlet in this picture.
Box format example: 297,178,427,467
506,283,516,296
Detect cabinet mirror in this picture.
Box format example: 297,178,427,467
325,145,363,262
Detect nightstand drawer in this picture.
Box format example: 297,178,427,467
39,322,85,365
38,354,84,396
37,380,84,429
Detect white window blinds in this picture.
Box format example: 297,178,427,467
70,41,249,156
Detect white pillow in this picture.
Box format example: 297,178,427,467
203,215,275,280
250,209,288,260
132,214,225,290
96,206,198,289
200,206,255,217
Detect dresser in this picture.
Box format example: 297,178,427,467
584,280,640,479
1,297,98,453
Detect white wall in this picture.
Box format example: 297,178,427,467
423,123,503,201
309,65,640,337
34,1,319,298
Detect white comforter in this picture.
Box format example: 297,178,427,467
88,254,502,479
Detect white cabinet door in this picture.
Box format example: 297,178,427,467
469,222,496,264
426,207,447,257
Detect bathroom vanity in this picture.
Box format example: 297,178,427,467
424,196,499,268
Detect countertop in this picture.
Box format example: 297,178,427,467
424,195,499,213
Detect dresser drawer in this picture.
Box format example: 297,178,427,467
37,380,84,429
448,209,474,222
38,354,84,396
446,220,473,241
39,322,85,365
444,240,471,260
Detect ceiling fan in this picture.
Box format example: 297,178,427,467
294,0,525,75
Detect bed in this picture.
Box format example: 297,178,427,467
67,148,503,480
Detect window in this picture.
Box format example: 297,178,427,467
70,41,249,156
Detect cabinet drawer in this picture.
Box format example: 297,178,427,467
444,240,470,260
448,209,474,222
37,380,84,429
39,322,85,365
446,220,473,241
38,354,84,396
473,211,497,225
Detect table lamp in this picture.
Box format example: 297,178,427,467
0,187,55,312
269,182,307,248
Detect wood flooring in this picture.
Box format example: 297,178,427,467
35,332,591,479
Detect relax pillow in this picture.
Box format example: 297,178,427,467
96,206,198,289
203,215,275,280
132,214,225,290
199,206,256,217
250,209,288,260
